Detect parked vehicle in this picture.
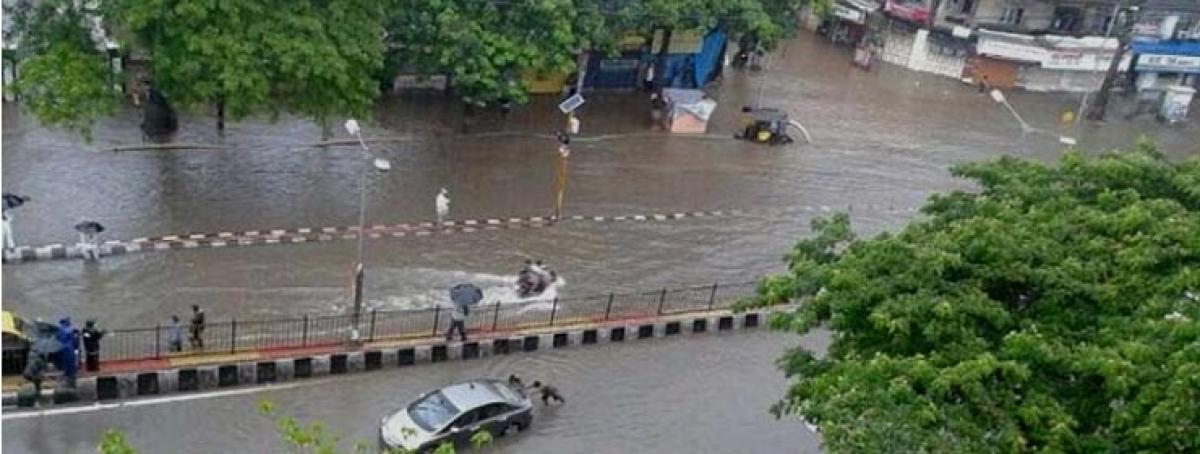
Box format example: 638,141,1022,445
380,378,533,452
2,310,30,376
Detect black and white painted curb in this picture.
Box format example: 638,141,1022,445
1,205,919,264
1,308,777,410
1,210,738,264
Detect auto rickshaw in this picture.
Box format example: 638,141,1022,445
2,310,31,376
737,107,795,145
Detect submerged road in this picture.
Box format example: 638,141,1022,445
2,330,828,454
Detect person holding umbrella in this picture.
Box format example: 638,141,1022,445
2,193,31,250
447,283,483,342
74,221,105,260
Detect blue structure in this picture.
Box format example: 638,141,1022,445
660,29,727,89
1129,39,1200,92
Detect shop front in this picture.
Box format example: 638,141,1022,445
974,30,1121,92
1131,40,1200,92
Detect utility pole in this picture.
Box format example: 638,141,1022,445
1086,2,1142,121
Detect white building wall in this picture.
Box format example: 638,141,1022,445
1017,67,1104,92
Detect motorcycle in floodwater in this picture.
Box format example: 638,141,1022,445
516,262,560,299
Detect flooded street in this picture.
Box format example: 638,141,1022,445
3,30,1198,453
6,34,1193,327
1,330,827,454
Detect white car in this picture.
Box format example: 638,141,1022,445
380,379,533,452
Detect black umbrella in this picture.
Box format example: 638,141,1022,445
74,221,105,235
449,283,484,307
27,321,64,356
2,193,30,210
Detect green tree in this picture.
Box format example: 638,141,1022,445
746,148,1200,452
5,0,118,139
384,0,581,109
8,0,385,135
115,0,384,133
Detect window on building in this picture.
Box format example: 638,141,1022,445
1051,7,1082,32
960,0,974,15
1001,7,1024,25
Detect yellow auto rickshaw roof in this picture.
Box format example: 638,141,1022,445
2,310,29,340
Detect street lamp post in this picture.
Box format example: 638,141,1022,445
989,89,1078,147
343,119,391,339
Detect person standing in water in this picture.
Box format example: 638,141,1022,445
435,188,450,223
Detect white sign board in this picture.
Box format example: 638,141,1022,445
1138,54,1200,74
832,5,865,24
952,26,972,39
558,93,585,114
976,38,1046,63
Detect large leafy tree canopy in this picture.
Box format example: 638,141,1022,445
6,0,118,138
749,146,1200,452
115,0,383,132
7,0,823,134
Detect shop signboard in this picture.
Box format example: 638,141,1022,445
976,37,1046,62
1137,54,1200,74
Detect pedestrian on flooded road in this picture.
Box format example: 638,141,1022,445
56,318,79,387
445,303,468,342
435,188,450,223
532,381,565,406
81,320,105,372
190,305,206,350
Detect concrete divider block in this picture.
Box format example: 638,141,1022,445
744,312,760,328
117,373,139,398
257,362,277,383
312,355,331,376
237,363,257,384
610,326,626,342
582,329,598,345
538,333,554,349
76,376,98,402
275,359,294,381
329,354,349,374
178,369,199,391
364,351,383,370
294,358,313,378
637,324,656,339
431,345,448,363
198,366,220,390
492,339,510,355
444,343,462,361
462,342,480,360
346,352,365,373
523,336,540,352
53,384,80,404
665,321,682,336
718,316,734,331
136,372,160,395
399,348,417,366
414,346,432,364
157,370,178,393
567,331,583,346
381,350,398,367
218,365,239,387
552,332,570,348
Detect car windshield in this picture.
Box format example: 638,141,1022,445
408,391,460,432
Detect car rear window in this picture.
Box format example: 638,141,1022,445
408,391,460,431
